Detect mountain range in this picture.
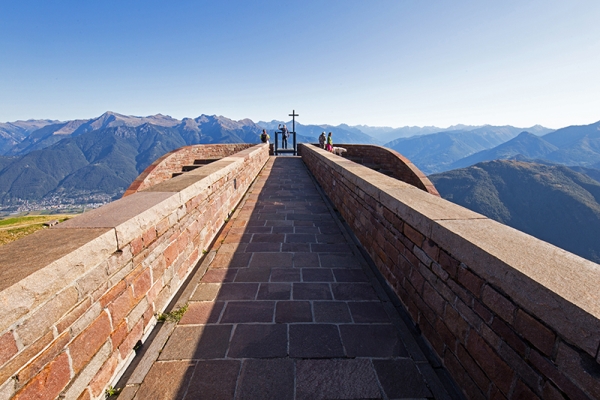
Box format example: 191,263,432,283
430,160,600,263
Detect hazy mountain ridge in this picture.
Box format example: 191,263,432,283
430,160,600,263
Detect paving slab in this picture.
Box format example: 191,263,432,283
126,156,460,399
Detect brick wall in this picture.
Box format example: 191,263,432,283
0,144,269,400
123,144,255,196
300,144,600,400
327,144,439,196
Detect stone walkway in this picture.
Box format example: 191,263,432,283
119,157,458,400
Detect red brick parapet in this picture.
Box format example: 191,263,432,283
300,144,600,400
319,143,440,196
123,144,255,196
0,144,269,400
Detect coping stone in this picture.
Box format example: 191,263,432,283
433,218,600,356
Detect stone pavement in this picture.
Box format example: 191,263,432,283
119,157,459,400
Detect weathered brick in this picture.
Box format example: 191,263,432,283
132,268,152,301
457,267,484,297
438,249,459,278
403,223,425,246
69,311,112,374
473,300,493,324
164,242,179,266
118,318,143,359
555,341,600,399
466,330,514,396
512,379,540,400
444,305,470,344
496,341,542,395
443,349,487,400
423,281,445,315
16,287,79,347
491,317,528,356
15,332,70,389
89,352,119,397
77,388,92,400
448,279,472,305
56,297,92,334
422,238,440,262
0,331,53,384
456,298,483,331
482,285,516,324
542,381,567,400
99,280,127,308
130,237,144,256
0,331,18,367
456,343,491,393
13,352,70,400
107,286,135,326
110,321,128,351
142,226,157,247
529,350,590,400
515,310,555,357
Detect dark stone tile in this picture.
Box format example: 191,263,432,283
319,253,361,268
340,324,407,357
202,268,238,283
210,252,251,269
293,252,320,268
317,226,341,234
234,268,271,283
294,227,320,234
190,283,221,301
220,301,275,323
311,243,353,253
257,283,291,300
302,268,334,282
227,324,287,358
159,325,233,360
289,324,344,358
348,301,392,323
332,283,379,300
136,360,196,400
265,220,294,226
179,301,224,324
313,301,352,323
245,242,281,253
316,234,346,244
235,359,294,400
287,213,318,221
293,220,315,227
245,226,272,234
272,226,294,234
296,359,381,400
286,234,317,243
215,283,258,300
275,301,312,323
184,360,241,400
282,243,311,252
251,233,285,243
332,268,369,282
373,359,433,398
270,268,301,282
249,252,293,268
293,283,332,300
246,220,267,226
254,213,286,221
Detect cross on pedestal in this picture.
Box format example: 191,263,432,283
289,110,299,156
289,109,299,135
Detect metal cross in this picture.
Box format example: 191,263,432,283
289,110,299,134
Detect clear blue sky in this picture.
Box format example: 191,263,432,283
1,0,599,129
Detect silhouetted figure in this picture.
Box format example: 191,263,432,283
319,132,326,149
279,124,289,149
326,132,333,152
260,129,270,144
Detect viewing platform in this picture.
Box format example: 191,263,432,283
0,143,598,400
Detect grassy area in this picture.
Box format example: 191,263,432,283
0,214,75,246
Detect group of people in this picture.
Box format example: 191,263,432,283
260,127,334,153
319,131,334,152
259,124,290,149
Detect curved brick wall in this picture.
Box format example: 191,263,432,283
123,144,255,196
300,144,600,400
319,143,439,196
0,144,269,400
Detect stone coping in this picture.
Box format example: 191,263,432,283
300,143,600,356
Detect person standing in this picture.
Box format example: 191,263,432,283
319,132,326,149
260,129,270,144
326,132,333,152
281,124,289,149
